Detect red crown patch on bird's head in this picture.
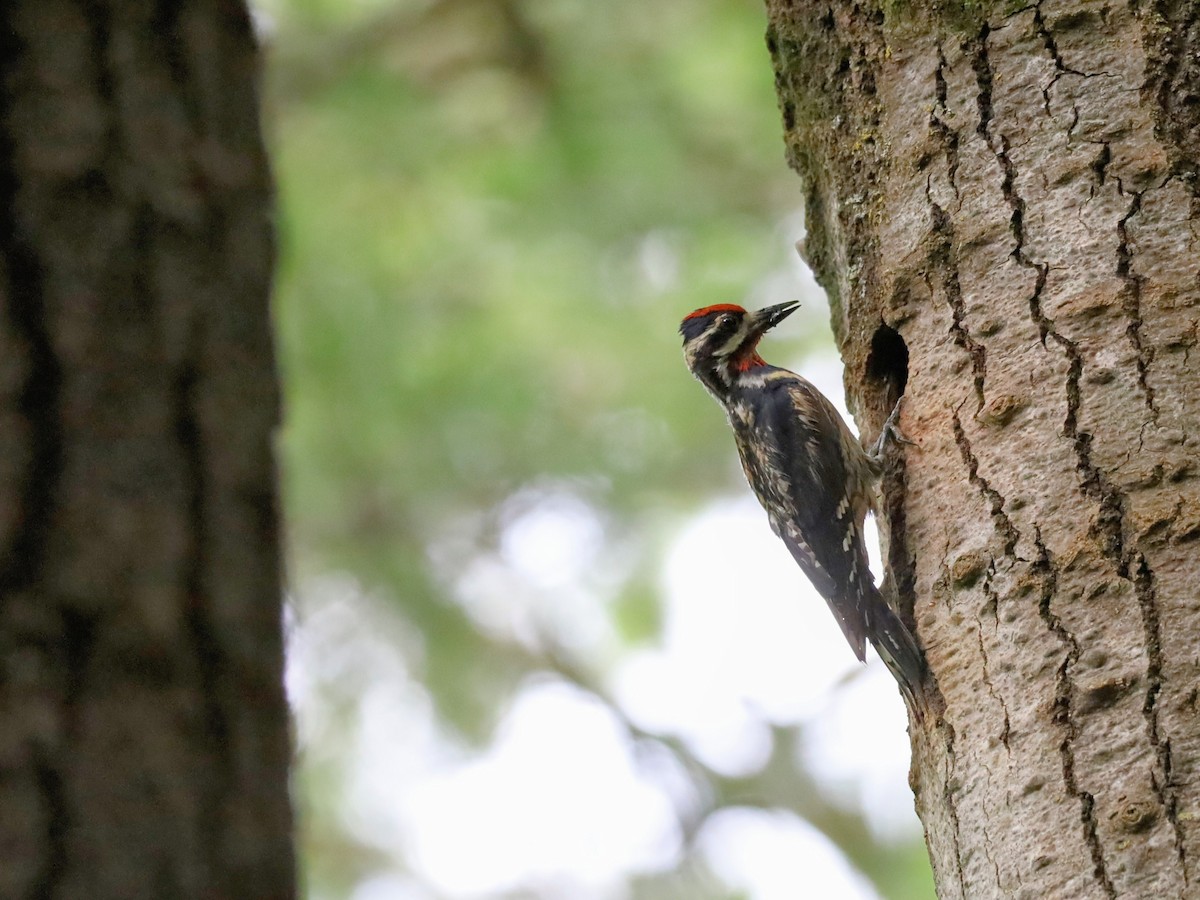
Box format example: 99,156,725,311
679,304,748,342
681,303,747,322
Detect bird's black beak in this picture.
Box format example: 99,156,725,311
749,301,800,337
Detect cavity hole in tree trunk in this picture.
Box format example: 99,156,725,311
867,323,909,404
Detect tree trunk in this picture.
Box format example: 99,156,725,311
0,3,294,898
766,1,1200,897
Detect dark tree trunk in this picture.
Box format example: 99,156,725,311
766,1,1200,897
0,2,294,897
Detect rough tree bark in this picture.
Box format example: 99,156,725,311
0,3,294,898
766,1,1200,897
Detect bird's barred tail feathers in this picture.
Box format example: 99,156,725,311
864,597,925,710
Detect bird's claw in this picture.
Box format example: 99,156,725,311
883,398,915,445
869,397,914,463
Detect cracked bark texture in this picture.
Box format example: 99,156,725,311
0,2,295,898
766,1,1200,897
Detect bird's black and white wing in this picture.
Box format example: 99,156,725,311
730,374,872,661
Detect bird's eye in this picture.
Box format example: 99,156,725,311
719,314,733,326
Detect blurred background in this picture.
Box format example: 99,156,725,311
257,0,935,896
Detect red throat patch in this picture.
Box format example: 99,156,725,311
735,351,767,371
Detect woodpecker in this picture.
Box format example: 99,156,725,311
679,301,924,703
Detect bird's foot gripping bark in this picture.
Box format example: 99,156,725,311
867,397,913,467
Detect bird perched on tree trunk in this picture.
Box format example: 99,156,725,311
679,301,924,704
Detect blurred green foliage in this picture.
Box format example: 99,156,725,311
261,0,935,896
270,0,805,734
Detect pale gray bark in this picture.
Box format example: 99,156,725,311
767,2,1200,897
0,2,295,897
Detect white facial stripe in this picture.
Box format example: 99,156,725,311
684,316,733,351
683,318,723,367
717,321,752,357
